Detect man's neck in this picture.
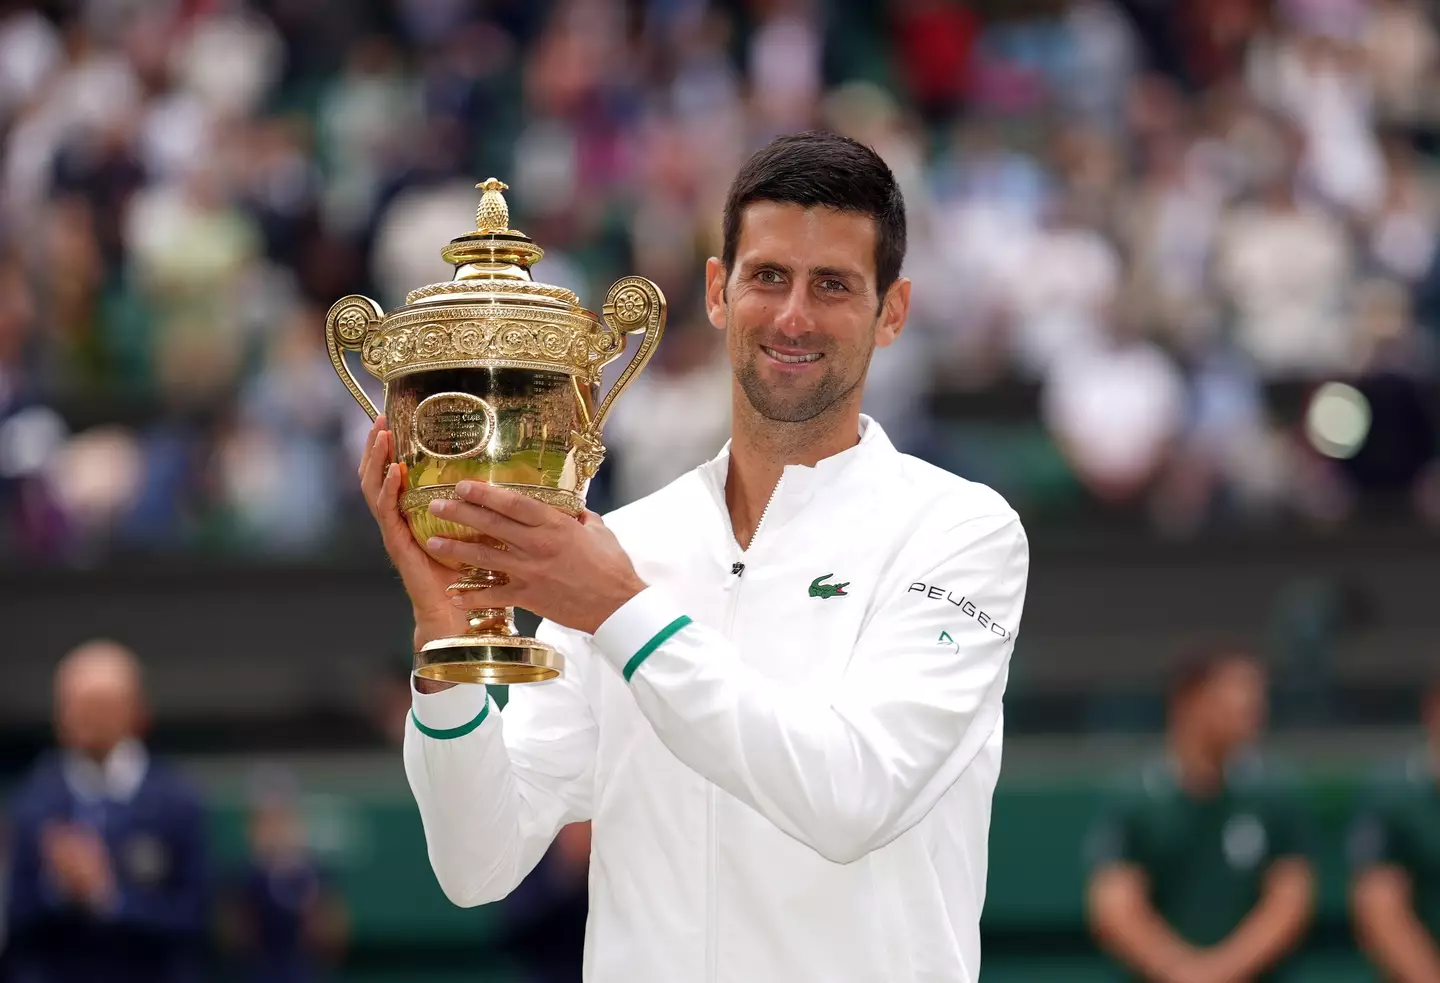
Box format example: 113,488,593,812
724,394,861,549
1169,734,1228,797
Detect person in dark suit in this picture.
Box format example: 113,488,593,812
221,769,347,983
3,640,210,983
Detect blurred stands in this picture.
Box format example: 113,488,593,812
0,0,1435,566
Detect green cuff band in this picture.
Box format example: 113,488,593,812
623,615,693,682
411,695,491,740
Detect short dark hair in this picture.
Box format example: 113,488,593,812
721,130,907,299
1168,642,1262,705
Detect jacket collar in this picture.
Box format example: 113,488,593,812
63,739,149,803
698,415,895,546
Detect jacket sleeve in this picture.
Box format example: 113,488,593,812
403,619,598,907
5,792,58,937
591,510,1028,865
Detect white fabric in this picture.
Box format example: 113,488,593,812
406,417,1030,983
62,739,149,803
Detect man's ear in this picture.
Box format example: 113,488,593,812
875,277,911,349
705,257,728,331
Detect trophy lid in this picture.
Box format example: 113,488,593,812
404,178,581,310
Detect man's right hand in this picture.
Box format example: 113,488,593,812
42,824,115,911
359,415,466,648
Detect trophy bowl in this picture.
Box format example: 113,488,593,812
326,179,666,685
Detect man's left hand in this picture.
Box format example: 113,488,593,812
426,481,648,635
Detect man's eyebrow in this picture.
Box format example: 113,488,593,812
810,266,865,282
740,258,793,274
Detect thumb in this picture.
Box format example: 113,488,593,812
580,509,606,527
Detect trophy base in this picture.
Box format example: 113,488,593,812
415,634,564,685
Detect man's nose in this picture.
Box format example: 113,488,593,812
772,286,815,338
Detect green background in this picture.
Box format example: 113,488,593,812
192,761,1386,982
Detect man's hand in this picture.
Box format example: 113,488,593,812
425,481,647,635
357,415,466,646
1171,951,1250,983
42,824,116,911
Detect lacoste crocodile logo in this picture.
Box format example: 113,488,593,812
809,574,849,599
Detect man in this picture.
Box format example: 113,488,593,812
4,641,210,983
359,131,1030,982
1086,647,1315,983
222,770,347,983
1350,679,1440,983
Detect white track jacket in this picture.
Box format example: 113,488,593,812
404,417,1030,983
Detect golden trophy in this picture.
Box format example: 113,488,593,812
325,179,665,685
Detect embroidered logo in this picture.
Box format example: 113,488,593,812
808,573,849,599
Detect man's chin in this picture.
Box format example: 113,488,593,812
747,394,831,424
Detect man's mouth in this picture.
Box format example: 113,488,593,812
761,345,823,364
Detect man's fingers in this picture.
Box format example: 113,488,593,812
425,535,518,572
427,496,541,551
358,415,386,478
454,481,555,526
376,461,398,510
378,463,413,538
358,416,378,480
359,426,391,512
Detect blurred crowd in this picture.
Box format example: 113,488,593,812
0,0,1438,564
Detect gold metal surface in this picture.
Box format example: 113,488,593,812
325,295,384,420
358,307,608,380
404,280,579,307
415,635,565,685
400,484,584,518
325,178,666,683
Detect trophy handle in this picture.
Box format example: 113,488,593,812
325,294,385,421
593,276,667,431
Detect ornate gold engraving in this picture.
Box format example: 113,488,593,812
404,280,579,306
413,392,497,460
475,178,513,233
361,308,618,382
402,483,584,517
569,430,607,486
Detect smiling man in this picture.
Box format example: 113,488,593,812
358,131,1030,983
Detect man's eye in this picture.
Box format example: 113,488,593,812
757,269,783,284
820,279,847,292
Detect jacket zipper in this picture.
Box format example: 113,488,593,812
747,475,782,553
707,475,782,982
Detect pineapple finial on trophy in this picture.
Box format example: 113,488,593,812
475,178,511,233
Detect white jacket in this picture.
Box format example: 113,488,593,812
404,417,1030,983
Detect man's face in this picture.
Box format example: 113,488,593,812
1199,660,1267,752
706,202,907,424
56,668,138,760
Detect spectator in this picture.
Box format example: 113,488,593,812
1040,315,1187,507
3,640,210,983
220,770,348,983
1086,646,1315,983
1214,164,1357,377
1350,678,1440,983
